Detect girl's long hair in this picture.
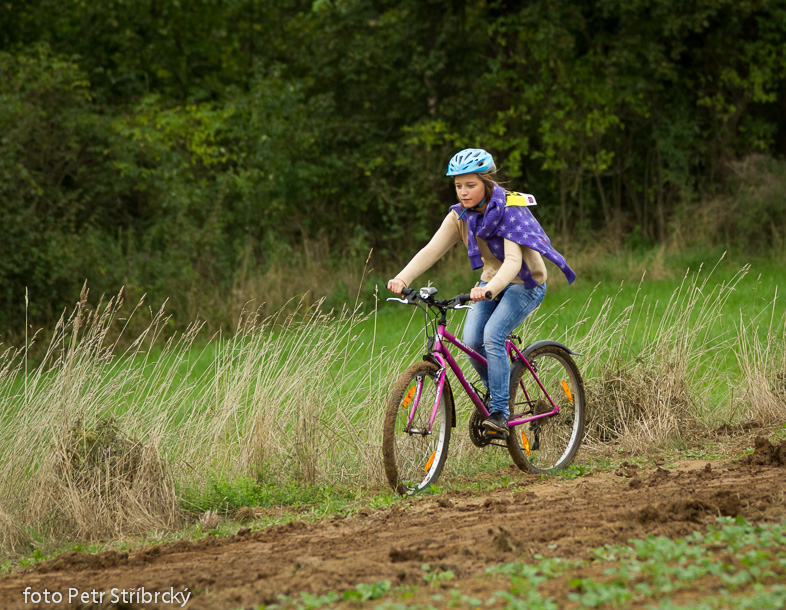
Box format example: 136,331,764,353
478,171,498,200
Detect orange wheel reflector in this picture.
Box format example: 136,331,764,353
402,385,417,409
520,430,531,456
424,451,436,472
561,379,574,403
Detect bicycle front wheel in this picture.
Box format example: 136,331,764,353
382,361,452,495
506,345,585,474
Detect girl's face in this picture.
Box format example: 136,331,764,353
454,173,486,210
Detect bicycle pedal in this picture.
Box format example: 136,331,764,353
482,429,509,440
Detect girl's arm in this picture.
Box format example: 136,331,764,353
388,212,462,292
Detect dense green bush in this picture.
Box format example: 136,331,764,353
0,1,784,336
0,45,110,324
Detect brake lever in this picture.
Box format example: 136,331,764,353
386,297,411,304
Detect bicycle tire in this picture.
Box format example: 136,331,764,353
382,361,452,495
506,345,585,474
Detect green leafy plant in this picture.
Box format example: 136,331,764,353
343,580,391,602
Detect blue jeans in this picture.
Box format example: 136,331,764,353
462,281,547,418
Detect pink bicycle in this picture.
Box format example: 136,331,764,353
382,286,586,495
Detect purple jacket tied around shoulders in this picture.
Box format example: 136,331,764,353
450,184,576,288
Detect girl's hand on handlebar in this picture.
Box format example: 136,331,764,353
470,286,490,303
387,278,407,295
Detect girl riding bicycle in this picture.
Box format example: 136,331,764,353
387,148,575,440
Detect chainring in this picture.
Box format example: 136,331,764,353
468,409,493,447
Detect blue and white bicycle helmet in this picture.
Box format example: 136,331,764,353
446,148,496,176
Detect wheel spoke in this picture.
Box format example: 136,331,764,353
383,362,452,494
506,347,585,475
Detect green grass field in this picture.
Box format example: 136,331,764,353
0,246,783,561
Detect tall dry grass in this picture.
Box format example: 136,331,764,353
668,155,786,258
525,256,783,454
731,289,786,425
223,234,373,327
0,280,419,559
0,287,183,554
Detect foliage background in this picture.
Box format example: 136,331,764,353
1,0,785,336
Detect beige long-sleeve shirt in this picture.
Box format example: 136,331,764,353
395,209,547,298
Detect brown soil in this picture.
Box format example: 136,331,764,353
2,437,786,610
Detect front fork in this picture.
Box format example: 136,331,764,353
405,362,448,436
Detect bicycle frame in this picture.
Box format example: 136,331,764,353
408,320,563,435
385,287,586,493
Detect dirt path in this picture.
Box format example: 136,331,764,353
2,438,785,610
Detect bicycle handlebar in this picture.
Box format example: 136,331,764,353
391,287,472,309
391,287,497,307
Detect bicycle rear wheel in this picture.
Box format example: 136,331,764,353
506,345,585,474
382,361,452,495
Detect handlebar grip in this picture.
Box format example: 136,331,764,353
485,291,493,301
402,287,414,297
456,293,472,304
